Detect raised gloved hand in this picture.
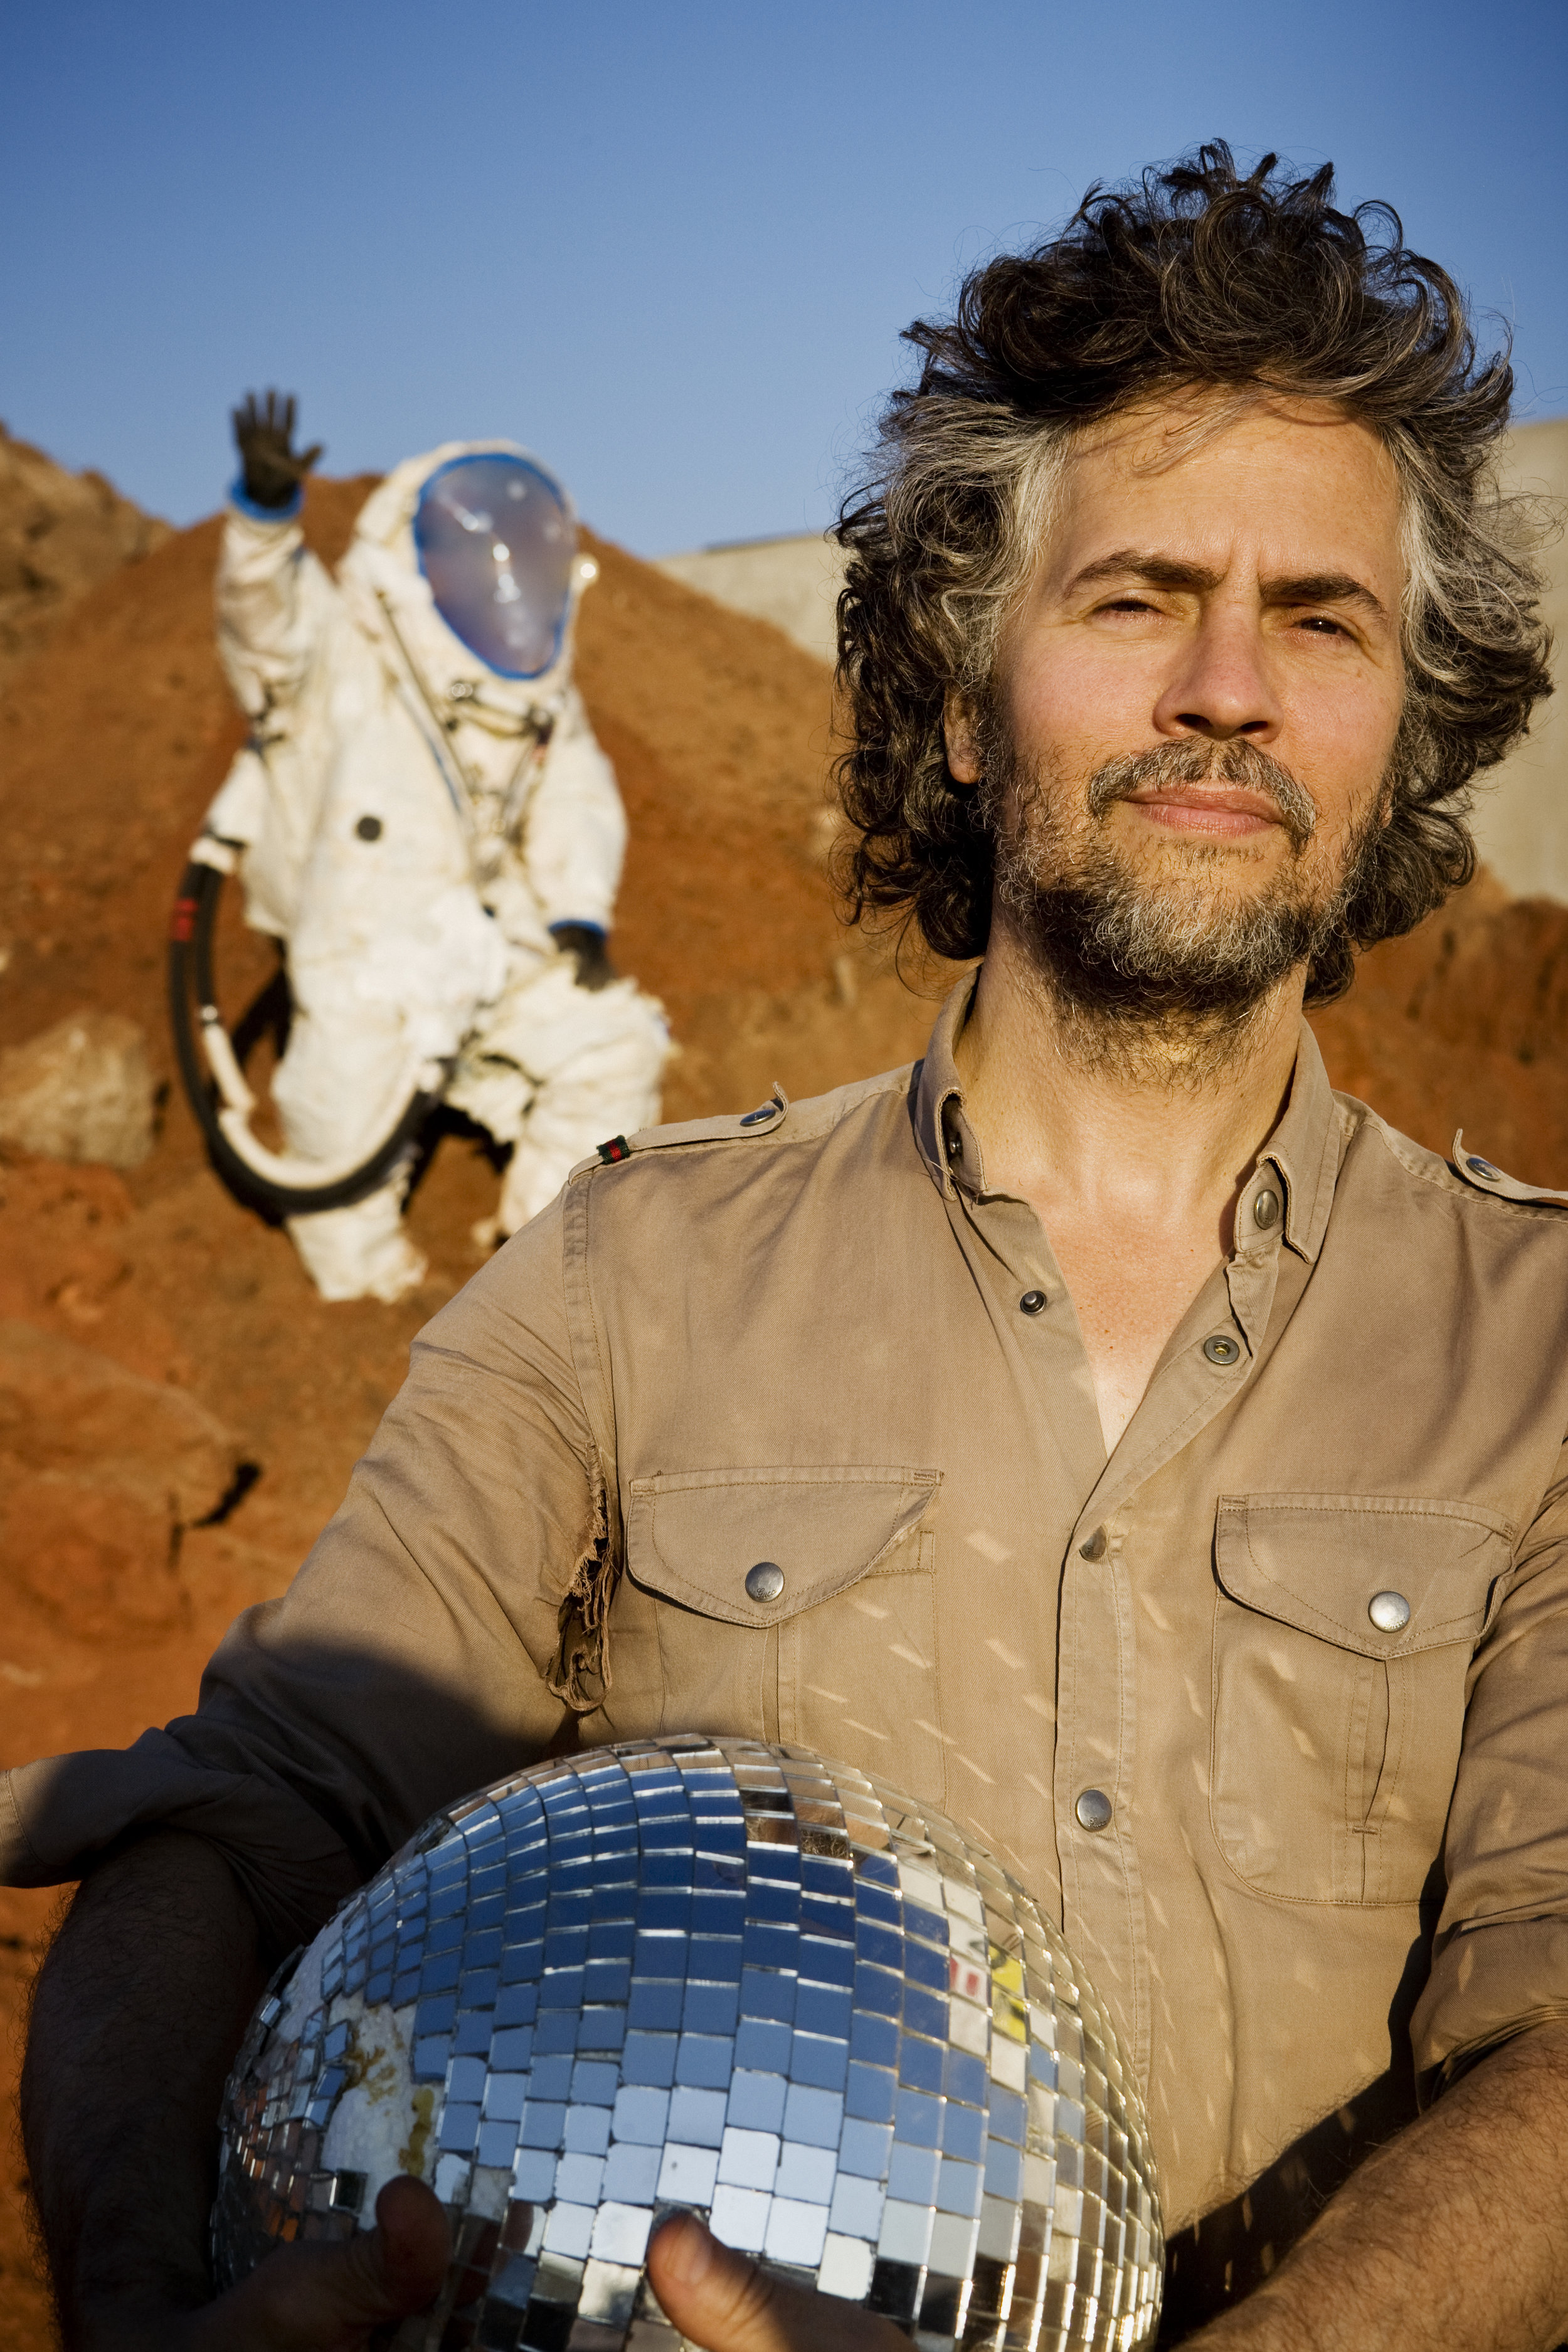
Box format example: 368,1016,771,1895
231,388,323,511
550,922,616,992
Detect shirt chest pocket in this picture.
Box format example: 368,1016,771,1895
622,1465,948,1801
1209,1493,1515,1907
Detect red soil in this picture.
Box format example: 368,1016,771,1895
1,479,1565,2342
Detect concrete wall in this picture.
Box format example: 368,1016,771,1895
657,532,845,667
1465,417,1568,901
661,415,1567,897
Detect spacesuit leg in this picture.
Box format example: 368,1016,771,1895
285,1167,426,1304
270,996,429,1303
462,960,668,1236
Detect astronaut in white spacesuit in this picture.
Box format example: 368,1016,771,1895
203,391,667,1302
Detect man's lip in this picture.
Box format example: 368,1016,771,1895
1119,784,1283,837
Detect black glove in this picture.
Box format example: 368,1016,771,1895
550,923,616,992
231,389,323,511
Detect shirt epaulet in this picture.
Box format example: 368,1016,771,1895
1451,1129,1568,1209
571,1088,791,1178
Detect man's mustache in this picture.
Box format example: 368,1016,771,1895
1086,740,1318,852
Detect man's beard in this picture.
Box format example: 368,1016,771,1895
985,732,1379,1078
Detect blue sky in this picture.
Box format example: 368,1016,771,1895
3,1,1564,554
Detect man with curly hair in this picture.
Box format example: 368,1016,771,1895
9,148,1565,2349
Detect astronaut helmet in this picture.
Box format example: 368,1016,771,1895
413,451,576,679
338,440,597,711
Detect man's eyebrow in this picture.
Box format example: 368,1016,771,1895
1064,551,1389,622
1065,551,1222,596
1259,570,1389,620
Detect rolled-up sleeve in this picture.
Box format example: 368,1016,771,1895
0,1199,600,1953
1412,1439,1568,2094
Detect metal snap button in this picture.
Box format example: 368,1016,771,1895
1252,1187,1280,1229
945,1130,963,1159
1368,1590,1411,1633
739,1104,777,1127
1202,1334,1241,1366
1019,1290,1047,1315
744,1561,785,1603
355,814,383,841
1075,1789,1113,1833
1078,1527,1107,1561
1467,1156,1500,1180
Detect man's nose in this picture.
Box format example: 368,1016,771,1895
1152,603,1282,743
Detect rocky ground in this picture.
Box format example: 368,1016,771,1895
0,426,168,696
1,460,1566,2344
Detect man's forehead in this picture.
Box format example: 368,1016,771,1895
1044,389,1402,583
1069,385,1382,470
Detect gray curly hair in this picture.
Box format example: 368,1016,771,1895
834,143,1554,1003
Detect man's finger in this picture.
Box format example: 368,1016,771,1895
198,2175,450,2346
647,2213,905,2352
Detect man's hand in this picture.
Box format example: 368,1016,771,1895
646,2215,906,2352
549,922,616,991
23,1828,450,2351
172,2176,449,2351
232,389,323,511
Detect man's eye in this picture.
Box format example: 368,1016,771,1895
1296,614,1348,637
1098,596,1158,615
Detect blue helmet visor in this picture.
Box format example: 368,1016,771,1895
413,453,575,678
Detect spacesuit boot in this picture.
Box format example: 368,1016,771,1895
285,1179,427,1304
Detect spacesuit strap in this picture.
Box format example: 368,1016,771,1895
499,708,556,844
371,590,476,834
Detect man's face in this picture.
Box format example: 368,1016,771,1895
946,393,1408,1024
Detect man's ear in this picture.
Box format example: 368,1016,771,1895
944,688,983,785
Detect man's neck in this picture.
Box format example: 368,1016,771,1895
953,916,1306,1451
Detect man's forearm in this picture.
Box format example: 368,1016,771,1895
1193,2019,1568,2352
21,1830,268,2348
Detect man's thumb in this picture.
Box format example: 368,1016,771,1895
647,2212,898,2352
648,2215,781,2350
344,2176,451,2314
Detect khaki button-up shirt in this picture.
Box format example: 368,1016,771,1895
9,975,1568,2291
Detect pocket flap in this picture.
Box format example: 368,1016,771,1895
627,1465,941,1625
1214,1493,1515,1656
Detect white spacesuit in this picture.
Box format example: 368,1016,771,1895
203,436,668,1301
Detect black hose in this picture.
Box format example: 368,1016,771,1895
167,856,439,1216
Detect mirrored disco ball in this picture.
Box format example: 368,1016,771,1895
213,1737,1162,2349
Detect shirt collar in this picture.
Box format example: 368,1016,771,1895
912,971,983,1199
912,973,1342,1262
1246,1017,1340,1264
